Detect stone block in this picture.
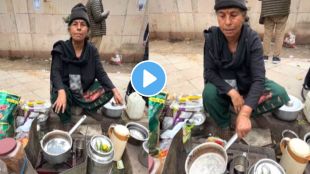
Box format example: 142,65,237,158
15,14,30,33
32,14,54,34
105,0,128,15
247,0,262,13
12,0,28,13
18,34,33,51
156,0,178,13
0,33,11,50
299,0,310,13
0,0,8,13
100,36,122,54
106,15,125,36
193,0,214,13
148,0,161,13
122,36,140,44
179,13,194,32
0,13,17,33
176,0,192,13
123,15,144,36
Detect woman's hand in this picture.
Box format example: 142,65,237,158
228,89,244,113
112,88,123,105
53,89,67,114
235,105,252,138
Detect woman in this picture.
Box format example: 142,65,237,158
50,3,122,123
203,0,290,139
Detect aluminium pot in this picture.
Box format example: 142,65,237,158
126,122,149,146
248,158,285,174
185,142,228,174
40,115,87,164
87,135,114,174
102,98,126,118
273,95,303,121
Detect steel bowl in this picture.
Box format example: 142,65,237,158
126,122,149,146
102,98,126,118
273,95,304,121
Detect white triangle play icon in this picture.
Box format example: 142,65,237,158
143,69,157,88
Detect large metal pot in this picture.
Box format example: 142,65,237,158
185,142,228,174
87,135,114,174
40,115,87,164
185,133,238,174
273,95,304,121
102,98,126,118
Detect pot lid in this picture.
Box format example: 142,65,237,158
104,98,125,110
278,95,303,112
0,138,17,156
289,138,310,157
254,159,285,174
114,124,129,137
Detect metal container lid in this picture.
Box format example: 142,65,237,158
254,159,285,174
88,135,114,164
104,98,125,110
279,95,303,112
0,138,16,156
289,138,310,158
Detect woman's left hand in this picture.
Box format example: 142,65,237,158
112,88,123,105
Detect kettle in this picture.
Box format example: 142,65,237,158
126,92,145,120
280,137,310,174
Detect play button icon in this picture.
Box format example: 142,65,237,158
131,61,167,97
143,70,157,88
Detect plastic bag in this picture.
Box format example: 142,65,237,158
0,91,21,139
148,92,167,156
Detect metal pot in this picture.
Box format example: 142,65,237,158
102,98,126,118
138,141,148,167
126,122,149,146
40,115,87,164
185,133,237,174
87,135,114,174
273,95,304,121
249,159,285,174
185,142,228,174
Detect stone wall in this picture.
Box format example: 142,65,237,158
149,0,310,44
0,0,148,62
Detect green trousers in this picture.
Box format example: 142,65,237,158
203,79,290,128
51,81,113,123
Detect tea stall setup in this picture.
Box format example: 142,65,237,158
149,92,310,174
0,91,149,174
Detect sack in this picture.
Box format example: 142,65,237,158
0,91,20,139
302,68,310,100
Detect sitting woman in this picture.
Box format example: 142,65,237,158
203,0,290,139
50,3,122,123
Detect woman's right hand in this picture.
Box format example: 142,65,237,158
53,89,67,114
228,89,244,113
